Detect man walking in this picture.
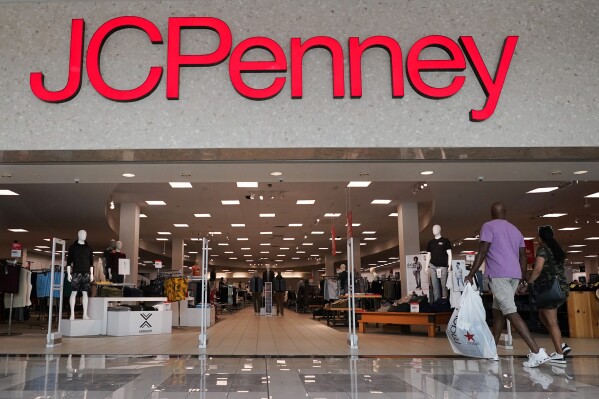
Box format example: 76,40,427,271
465,202,550,368
273,271,287,316
249,271,263,316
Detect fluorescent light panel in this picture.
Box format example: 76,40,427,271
289,223,303,227
296,200,315,205
169,182,193,188
526,187,558,193
542,213,567,218
221,200,240,205
236,182,258,188
585,192,599,198
559,227,580,231
260,213,275,217
231,224,245,227
146,200,166,205
371,199,392,204
173,224,188,227
0,190,18,196
194,213,211,217
260,231,272,235
139,214,147,218
324,213,341,217
347,181,371,187
7,229,28,232
311,231,324,235
157,232,171,235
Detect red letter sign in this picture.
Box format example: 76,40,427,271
30,19,85,103
167,17,232,99
291,37,345,98
86,16,163,101
406,35,466,99
229,37,287,100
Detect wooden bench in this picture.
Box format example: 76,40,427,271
357,311,452,337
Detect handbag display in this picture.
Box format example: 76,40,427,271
529,275,566,308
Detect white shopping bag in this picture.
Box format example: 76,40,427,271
446,282,497,359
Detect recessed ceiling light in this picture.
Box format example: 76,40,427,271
573,170,588,175
584,237,599,240
157,232,171,235
0,190,19,195
559,227,581,231
194,213,211,218
173,224,188,227
310,254,319,257
229,257,238,260
224,251,234,254
34,248,42,252
585,192,599,198
237,238,249,241
364,237,377,241
277,254,286,257
280,247,289,250
318,247,328,250
169,182,193,188
526,187,558,194
139,214,147,218
209,231,222,235
156,238,169,241
188,251,198,254
221,200,240,205
260,243,271,246
218,243,229,246
584,255,598,258
371,199,392,204
463,237,478,241
523,237,535,240
244,254,252,257
297,251,306,254
362,231,376,234
260,231,272,235
283,237,295,240
270,172,283,176
35,245,50,249
122,173,135,178
360,243,367,246
296,200,315,205
567,250,582,253
292,257,300,260
231,224,245,227
241,247,251,250
347,181,371,187
542,213,568,218
302,243,313,246
389,212,398,217
289,223,303,227
275,260,283,262
329,237,342,241
420,171,434,175
260,251,269,254
146,200,166,205
324,213,341,217
569,244,586,247
236,182,258,188
377,260,386,263
311,231,324,235
260,213,275,218
43,238,50,242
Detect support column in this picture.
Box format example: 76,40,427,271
397,202,421,298
119,202,140,286
325,255,335,276
171,238,184,272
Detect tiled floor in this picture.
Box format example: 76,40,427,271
1,306,598,397
0,354,597,398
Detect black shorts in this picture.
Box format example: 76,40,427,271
72,273,91,292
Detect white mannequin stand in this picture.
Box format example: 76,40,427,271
67,230,94,320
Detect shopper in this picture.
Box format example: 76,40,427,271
249,271,263,315
465,202,550,368
273,271,287,316
525,225,571,364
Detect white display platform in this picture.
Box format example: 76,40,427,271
107,310,172,336
60,319,101,336
88,297,168,335
171,298,215,327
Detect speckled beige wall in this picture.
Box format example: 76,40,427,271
0,0,597,151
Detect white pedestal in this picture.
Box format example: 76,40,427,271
107,311,172,336
60,319,101,336
186,307,214,327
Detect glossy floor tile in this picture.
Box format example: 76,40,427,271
0,355,597,399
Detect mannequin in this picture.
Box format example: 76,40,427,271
338,264,348,294
273,271,286,316
425,225,452,301
262,264,275,283
107,240,126,283
249,270,263,315
67,230,94,320
102,239,116,280
191,263,201,277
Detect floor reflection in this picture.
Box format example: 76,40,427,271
0,354,596,398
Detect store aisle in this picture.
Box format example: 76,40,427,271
0,354,597,398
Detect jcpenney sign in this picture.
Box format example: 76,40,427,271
30,17,518,121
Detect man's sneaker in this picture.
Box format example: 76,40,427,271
523,348,550,368
561,343,571,356
549,352,567,365
524,368,553,390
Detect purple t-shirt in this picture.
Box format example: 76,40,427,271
479,219,525,278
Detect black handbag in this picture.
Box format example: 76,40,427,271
529,275,566,308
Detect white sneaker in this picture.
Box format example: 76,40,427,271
523,348,550,368
524,367,553,390
549,352,567,365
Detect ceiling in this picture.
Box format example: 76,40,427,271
1,160,598,270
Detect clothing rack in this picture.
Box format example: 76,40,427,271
0,260,23,337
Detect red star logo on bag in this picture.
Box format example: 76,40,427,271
464,331,475,341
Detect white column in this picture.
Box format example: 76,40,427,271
397,202,421,298
171,238,184,272
119,202,140,286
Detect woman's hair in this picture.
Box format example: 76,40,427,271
538,225,566,263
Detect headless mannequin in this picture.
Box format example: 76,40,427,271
67,230,94,320
107,241,126,283
262,264,275,283
425,225,452,301
102,239,116,280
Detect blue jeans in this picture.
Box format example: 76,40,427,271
430,265,448,301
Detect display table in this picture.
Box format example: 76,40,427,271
357,311,452,337
567,291,599,338
107,310,172,336
323,306,362,326
341,294,382,311
88,297,168,335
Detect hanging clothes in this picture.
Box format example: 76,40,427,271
164,277,188,302
6,269,32,308
0,262,21,294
